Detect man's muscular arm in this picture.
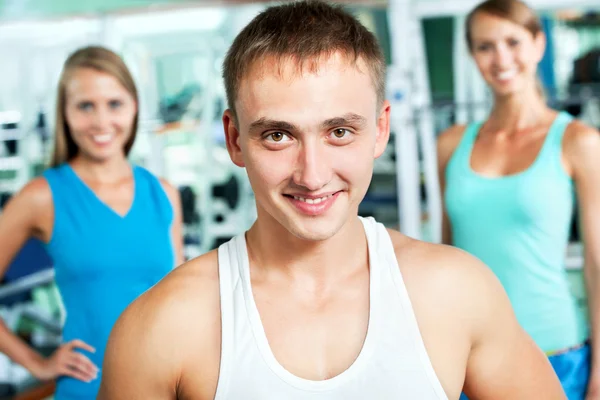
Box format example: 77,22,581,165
98,282,182,399
457,251,566,399
392,232,565,400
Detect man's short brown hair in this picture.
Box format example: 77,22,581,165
222,0,386,118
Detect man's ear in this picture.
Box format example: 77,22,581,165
223,109,245,167
374,100,391,159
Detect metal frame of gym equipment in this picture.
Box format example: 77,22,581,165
111,5,264,256
387,0,441,243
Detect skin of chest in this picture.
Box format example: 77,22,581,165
469,129,549,177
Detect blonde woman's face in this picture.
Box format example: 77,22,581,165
64,68,137,163
470,12,545,97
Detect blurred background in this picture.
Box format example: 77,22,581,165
0,0,598,398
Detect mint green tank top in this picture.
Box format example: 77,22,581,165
444,112,588,353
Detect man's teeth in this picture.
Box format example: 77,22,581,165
292,194,334,204
93,134,113,144
496,69,517,80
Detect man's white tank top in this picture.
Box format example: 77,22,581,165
215,217,448,399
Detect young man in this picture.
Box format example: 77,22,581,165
98,1,566,399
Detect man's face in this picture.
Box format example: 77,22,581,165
224,52,390,241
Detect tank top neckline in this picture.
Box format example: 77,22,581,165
463,111,570,182
64,163,139,219
233,216,383,392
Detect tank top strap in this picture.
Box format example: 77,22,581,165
529,111,573,180
42,164,89,240
131,166,174,227
359,217,449,399
547,111,574,146
461,121,484,149
217,234,242,302
445,122,483,176
215,236,240,399
42,164,73,208
358,217,384,335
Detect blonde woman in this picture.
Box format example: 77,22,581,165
0,46,183,399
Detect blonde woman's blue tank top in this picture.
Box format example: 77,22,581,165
43,164,175,399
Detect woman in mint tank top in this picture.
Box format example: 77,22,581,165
437,0,600,399
0,46,184,399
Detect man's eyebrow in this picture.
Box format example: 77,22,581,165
320,113,367,130
248,118,298,132
248,113,367,133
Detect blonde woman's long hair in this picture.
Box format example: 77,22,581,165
50,46,139,167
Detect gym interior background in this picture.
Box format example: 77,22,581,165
0,0,599,398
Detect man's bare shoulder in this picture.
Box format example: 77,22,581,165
100,250,222,399
385,228,500,323
123,249,221,337
387,229,489,284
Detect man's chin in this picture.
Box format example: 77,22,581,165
282,215,344,242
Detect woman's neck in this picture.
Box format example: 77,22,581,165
69,155,131,183
487,85,553,132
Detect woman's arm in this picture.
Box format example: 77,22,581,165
436,124,466,245
565,122,600,398
0,178,97,381
160,179,185,267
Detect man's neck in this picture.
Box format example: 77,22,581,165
245,215,369,287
